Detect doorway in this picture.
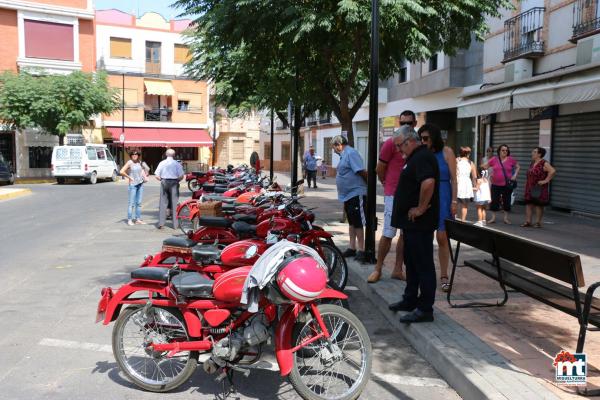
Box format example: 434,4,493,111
142,147,166,174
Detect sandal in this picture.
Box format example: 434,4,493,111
534,223,542,228
440,276,450,292
520,222,532,227
367,270,382,283
390,270,406,281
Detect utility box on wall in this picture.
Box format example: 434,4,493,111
576,34,600,66
504,59,533,83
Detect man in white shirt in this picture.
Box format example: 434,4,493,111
154,148,184,229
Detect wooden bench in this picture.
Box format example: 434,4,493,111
445,219,600,396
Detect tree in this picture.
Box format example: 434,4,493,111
0,71,119,145
176,0,511,146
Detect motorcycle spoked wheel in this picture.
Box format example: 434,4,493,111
178,203,199,235
187,179,201,192
289,304,372,400
112,306,199,392
319,242,348,291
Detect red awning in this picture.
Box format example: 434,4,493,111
107,127,212,147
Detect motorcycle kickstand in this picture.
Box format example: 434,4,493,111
215,368,237,400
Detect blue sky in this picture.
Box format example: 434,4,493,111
95,0,186,20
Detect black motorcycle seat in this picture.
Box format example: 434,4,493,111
198,216,233,228
171,272,214,298
232,221,257,235
163,236,197,248
233,214,257,224
214,186,228,194
131,267,173,283
192,171,206,177
192,244,222,263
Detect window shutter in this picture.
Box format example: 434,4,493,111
24,20,73,61
110,37,132,59
119,88,138,107
177,92,202,112
174,44,191,64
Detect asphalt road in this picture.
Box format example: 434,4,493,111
0,181,459,400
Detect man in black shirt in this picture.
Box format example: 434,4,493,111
389,128,440,323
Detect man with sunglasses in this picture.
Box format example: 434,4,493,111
367,111,416,283
389,128,440,323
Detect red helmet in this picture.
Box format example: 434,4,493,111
276,255,328,302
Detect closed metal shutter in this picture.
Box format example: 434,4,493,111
552,113,600,214
492,120,539,201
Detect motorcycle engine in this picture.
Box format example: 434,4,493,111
209,313,270,364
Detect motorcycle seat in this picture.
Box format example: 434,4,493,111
192,244,221,263
171,272,214,298
192,171,206,177
233,214,257,224
131,267,174,283
198,216,233,228
232,221,257,235
214,186,228,194
163,236,197,248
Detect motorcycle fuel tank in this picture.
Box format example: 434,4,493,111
212,266,252,303
220,240,265,267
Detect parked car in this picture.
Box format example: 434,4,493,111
51,144,118,184
0,156,14,185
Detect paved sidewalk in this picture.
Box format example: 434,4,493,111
0,187,32,201
293,174,600,400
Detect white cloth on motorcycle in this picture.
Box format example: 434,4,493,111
163,236,197,248
131,267,173,283
192,244,221,262
198,216,233,228
241,240,326,312
233,214,257,224
231,221,256,234
171,272,214,298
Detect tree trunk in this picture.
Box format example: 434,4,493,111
58,135,64,146
340,117,354,147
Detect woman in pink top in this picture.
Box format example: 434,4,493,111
480,144,520,224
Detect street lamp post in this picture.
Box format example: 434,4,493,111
121,73,125,168
212,105,217,167
270,109,274,182
364,0,379,264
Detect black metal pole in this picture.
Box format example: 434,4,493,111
121,73,125,168
290,101,299,196
269,109,274,182
212,105,217,167
364,0,379,264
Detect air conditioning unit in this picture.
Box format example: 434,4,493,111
504,59,533,83
576,34,600,66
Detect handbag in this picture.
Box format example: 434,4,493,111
498,157,517,190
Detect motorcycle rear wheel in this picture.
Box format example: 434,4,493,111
289,304,372,400
188,179,201,192
112,306,198,392
319,243,348,291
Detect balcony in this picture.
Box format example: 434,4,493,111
503,7,545,63
572,0,600,41
145,62,161,75
144,108,172,122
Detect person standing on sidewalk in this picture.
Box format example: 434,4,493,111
155,148,184,230
120,151,148,226
304,146,318,188
332,135,368,263
389,129,439,323
367,117,415,283
481,144,520,224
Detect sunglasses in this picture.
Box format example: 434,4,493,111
399,121,414,126
420,135,430,142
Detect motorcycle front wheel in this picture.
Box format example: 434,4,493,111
289,304,372,400
319,243,348,291
112,306,198,392
178,203,199,235
187,179,201,192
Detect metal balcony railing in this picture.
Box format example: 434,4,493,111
573,0,600,41
144,108,172,122
503,7,545,62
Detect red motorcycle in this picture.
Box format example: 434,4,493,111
96,243,372,399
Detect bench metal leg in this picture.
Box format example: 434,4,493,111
576,282,600,397
446,240,509,308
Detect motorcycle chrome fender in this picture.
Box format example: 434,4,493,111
274,288,348,377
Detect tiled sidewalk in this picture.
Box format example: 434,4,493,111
295,174,600,399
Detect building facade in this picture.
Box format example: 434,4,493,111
0,0,95,178
458,0,600,215
96,9,212,173
213,108,261,169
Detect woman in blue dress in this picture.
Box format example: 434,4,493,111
418,124,457,292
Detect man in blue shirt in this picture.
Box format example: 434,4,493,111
332,135,368,262
155,148,184,229
303,146,318,188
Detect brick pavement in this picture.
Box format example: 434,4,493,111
291,173,600,399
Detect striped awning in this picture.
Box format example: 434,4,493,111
144,80,174,96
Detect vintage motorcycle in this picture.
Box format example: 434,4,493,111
97,242,372,400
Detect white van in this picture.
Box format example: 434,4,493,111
51,144,119,184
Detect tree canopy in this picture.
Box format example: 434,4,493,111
0,71,119,145
177,0,511,146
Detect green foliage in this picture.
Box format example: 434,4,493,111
0,71,119,141
176,0,511,144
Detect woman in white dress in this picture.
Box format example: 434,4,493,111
456,147,477,221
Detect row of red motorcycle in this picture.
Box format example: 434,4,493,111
96,165,371,400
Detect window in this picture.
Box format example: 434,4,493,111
177,147,198,160
253,140,260,153
281,142,291,161
264,143,271,160
119,88,138,108
28,146,52,168
86,147,97,160
178,100,189,111
24,20,73,61
323,137,332,166
174,44,191,64
398,60,407,83
145,41,161,74
428,54,438,72
231,140,245,159
105,149,115,161
177,92,202,112
110,37,132,59
96,148,106,160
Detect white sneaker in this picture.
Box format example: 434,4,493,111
127,220,134,226
473,221,484,227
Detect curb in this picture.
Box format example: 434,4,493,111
346,261,560,400
0,188,32,201
14,178,55,184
